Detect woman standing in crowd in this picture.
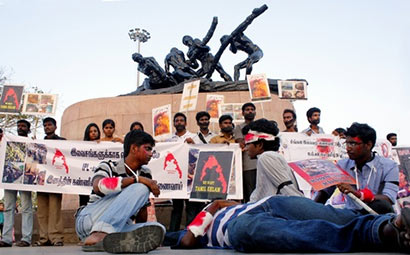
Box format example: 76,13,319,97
80,123,101,206
130,121,144,131
100,119,123,143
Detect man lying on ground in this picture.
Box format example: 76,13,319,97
171,195,410,253
75,130,165,253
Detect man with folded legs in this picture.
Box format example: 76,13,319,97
76,130,165,253
0,120,33,247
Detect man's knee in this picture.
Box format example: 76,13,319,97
123,183,150,198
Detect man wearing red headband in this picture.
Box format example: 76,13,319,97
242,118,303,201
315,123,399,214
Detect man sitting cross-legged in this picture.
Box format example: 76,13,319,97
171,195,410,253
75,130,165,253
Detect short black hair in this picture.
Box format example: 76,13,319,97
242,118,280,151
219,114,233,124
306,107,321,119
195,111,210,122
283,109,297,120
123,130,155,158
345,122,376,149
102,119,115,129
130,121,144,131
242,102,256,112
173,112,187,122
17,119,31,130
386,133,397,140
83,123,101,141
0,128,3,133
43,117,56,126
334,128,346,135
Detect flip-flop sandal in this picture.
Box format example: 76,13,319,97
388,207,410,251
103,225,165,254
82,240,104,252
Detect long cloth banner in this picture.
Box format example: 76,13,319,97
0,133,395,199
0,134,242,200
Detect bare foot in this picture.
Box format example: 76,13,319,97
382,208,410,250
83,232,107,246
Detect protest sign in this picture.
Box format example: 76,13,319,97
220,103,243,122
190,151,234,200
246,73,271,102
0,85,24,113
152,104,172,141
179,79,200,112
205,94,224,123
277,80,307,100
289,159,356,191
22,93,58,115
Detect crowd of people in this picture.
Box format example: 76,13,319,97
0,103,408,254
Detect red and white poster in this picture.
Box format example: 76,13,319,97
0,85,24,114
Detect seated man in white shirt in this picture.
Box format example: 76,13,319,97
242,118,303,201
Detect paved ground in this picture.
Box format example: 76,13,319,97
0,245,407,255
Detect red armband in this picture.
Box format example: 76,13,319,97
358,188,375,203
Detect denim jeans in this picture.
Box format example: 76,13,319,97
227,196,392,252
3,190,33,244
75,183,165,241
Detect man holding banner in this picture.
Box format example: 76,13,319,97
315,123,399,214
0,120,33,248
76,130,165,253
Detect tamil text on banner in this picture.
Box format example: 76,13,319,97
0,85,24,113
22,93,58,115
0,135,243,200
0,134,123,195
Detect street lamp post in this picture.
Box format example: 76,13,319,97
128,28,151,87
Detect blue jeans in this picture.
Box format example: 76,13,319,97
2,190,33,244
227,196,392,252
75,183,165,241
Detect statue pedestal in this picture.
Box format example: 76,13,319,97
61,91,294,140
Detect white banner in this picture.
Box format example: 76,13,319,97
0,135,243,200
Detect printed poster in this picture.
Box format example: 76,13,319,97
288,159,356,191
22,93,58,115
0,85,24,113
246,73,271,102
179,79,200,112
205,94,224,123
190,151,233,200
220,103,243,122
152,104,172,141
277,80,307,100
395,147,410,207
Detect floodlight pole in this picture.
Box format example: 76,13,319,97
128,28,151,87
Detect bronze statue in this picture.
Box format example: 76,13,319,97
206,4,268,80
221,32,263,81
182,17,232,81
164,47,197,83
132,53,176,89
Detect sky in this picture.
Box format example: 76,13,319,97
0,0,409,145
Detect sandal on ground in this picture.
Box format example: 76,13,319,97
82,240,104,252
386,207,410,251
33,240,52,247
